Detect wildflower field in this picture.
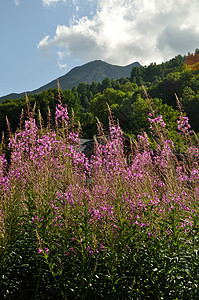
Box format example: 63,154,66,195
0,93,199,299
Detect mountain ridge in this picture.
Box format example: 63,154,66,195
0,60,141,102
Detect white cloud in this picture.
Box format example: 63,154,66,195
37,36,50,56
38,0,199,66
57,51,67,69
14,0,20,5
42,0,67,6
57,61,67,69
57,51,65,60
72,0,79,12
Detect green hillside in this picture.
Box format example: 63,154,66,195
0,60,140,102
0,52,199,146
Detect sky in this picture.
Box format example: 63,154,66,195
1,0,199,97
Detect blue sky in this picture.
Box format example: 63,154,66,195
1,0,199,97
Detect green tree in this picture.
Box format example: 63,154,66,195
62,89,81,118
101,77,112,92
77,83,90,108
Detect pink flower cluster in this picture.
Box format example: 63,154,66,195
148,114,166,131
55,104,69,127
177,115,191,134
0,99,198,260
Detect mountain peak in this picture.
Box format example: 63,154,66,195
0,60,141,102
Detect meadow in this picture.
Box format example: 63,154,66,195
0,92,199,299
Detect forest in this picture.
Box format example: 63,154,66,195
0,51,199,145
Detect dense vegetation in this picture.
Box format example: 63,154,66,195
1,52,199,143
0,91,199,299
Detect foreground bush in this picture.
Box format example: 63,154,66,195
0,95,199,299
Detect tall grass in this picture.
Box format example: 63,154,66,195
0,93,199,299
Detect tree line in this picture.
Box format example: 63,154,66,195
0,52,199,145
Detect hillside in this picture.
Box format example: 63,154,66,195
1,52,198,142
0,60,140,102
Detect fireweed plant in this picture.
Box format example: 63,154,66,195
0,92,199,299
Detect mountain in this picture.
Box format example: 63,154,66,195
0,60,140,102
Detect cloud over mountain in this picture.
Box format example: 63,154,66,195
38,0,199,66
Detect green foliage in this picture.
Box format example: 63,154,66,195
1,51,199,143
130,55,186,86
